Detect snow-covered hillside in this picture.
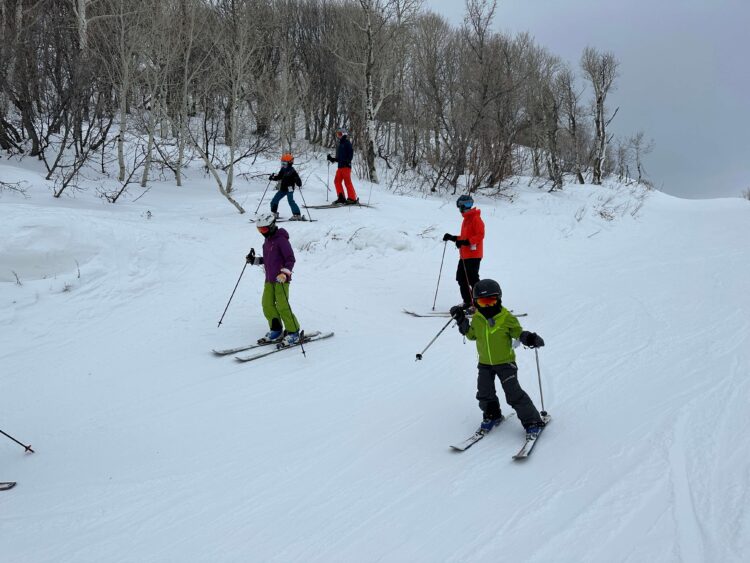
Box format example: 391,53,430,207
1,156,749,562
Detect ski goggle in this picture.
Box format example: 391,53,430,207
475,296,498,307
257,226,270,234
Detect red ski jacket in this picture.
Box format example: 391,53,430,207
458,208,484,259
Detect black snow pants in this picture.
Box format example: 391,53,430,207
456,258,481,306
476,362,543,429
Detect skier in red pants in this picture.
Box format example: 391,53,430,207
327,127,358,204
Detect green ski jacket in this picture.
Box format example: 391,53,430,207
465,308,523,365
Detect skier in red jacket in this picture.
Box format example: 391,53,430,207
443,194,485,309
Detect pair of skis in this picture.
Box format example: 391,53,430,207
303,202,374,210
450,414,551,460
213,331,334,362
249,217,317,223
403,309,528,318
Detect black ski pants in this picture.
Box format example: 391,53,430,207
456,257,481,306
476,362,543,429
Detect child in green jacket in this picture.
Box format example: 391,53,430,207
450,279,546,437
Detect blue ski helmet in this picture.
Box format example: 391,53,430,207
456,194,474,211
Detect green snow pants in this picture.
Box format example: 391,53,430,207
262,282,300,333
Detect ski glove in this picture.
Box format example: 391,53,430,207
443,233,457,242
327,154,337,163
246,249,264,266
449,305,465,322
520,331,545,348
450,306,471,335
269,173,277,181
455,239,470,248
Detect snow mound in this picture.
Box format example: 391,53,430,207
0,215,98,283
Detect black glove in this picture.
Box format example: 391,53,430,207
455,239,470,248
269,173,277,181
245,248,256,265
443,233,457,242
520,331,545,348
450,306,470,335
449,305,465,322
327,154,337,163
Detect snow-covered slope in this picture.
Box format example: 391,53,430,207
1,158,749,562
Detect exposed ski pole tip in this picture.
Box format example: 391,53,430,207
415,353,423,361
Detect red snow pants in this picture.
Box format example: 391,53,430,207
334,168,358,200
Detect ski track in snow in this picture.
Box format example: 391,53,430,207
1,158,749,562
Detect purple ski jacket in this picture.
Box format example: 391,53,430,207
261,227,295,283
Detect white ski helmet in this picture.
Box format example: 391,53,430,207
254,212,277,228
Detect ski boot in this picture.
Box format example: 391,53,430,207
524,420,546,439
334,193,346,205
479,413,504,433
289,214,306,221
257,329,283,345
345,197,359,205
279,331,301,347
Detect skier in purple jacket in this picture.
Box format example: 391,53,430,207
245,213,301,346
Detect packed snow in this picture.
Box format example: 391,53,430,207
1,154,749,562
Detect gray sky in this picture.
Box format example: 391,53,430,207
423,0,749,199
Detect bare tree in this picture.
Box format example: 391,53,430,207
556,66,587,184
1,0,647,206
628,130,653,185
135,0,181,187
580,46,619,185
334,0,422,183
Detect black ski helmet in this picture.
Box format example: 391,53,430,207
456,194,474,211
473,278,502,300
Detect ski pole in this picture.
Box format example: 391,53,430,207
366,176,374,207
460,256,474,302
296,187,314,222
217,260,248,327
432,241,447,311
326,161,330,202
254,179,273,214
0,429,34,453
415,317,453,361
279,281,306,357
534,348,547,416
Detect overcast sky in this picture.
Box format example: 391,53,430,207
423,0,749,199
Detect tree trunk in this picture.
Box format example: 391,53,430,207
363,7,379,183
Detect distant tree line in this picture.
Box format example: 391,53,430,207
0,0,652,209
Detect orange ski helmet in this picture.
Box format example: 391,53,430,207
280,153,294,164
